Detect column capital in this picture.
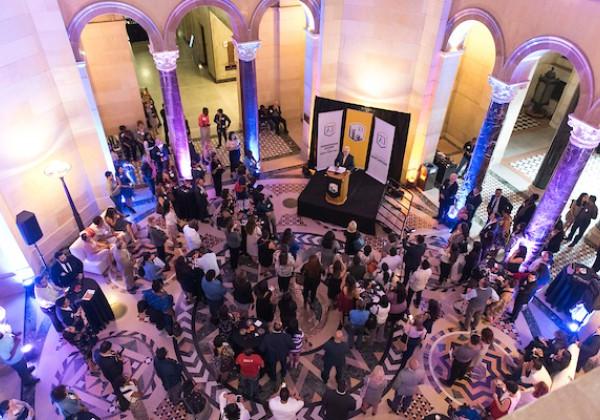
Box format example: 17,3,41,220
488,76,527,104
233,40,261,62
568,115,600,149
151,50,179,72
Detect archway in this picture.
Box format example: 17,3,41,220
425,18,498,193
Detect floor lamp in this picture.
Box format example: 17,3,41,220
44,160,85,231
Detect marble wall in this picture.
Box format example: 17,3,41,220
0,0,111,275
442,22,495,146
255,2,306,125
81,18,147,135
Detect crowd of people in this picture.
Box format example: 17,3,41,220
5,110,600,420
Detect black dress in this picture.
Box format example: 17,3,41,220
256,291,275,323
68,278,115,331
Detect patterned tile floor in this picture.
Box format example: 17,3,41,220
512,111,543,132
27,169,594,419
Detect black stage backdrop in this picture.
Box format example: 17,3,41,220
309,96,411,181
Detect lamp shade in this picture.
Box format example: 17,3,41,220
44,160,71,178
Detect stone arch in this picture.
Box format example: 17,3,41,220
444,7,506,75
501,36,595,120
67,1,163,61
249,0,321,39
163,0,249,49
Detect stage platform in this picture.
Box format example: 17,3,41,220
297,170,385,234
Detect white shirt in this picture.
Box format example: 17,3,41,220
218,391,250,420
165,210,177,227
183,225,202,251
268,396,304,420
522,365,552,388
409,268,432,292
0,333,22,364
371,304,390,324
380,254,403,272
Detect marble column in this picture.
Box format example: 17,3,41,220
234,41,261,164
76,61,114,174
302,30,321,160
523,116,600,267
152,50,191,180
454,76,526,212
530,88,579,192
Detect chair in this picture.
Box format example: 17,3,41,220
69,236,110,275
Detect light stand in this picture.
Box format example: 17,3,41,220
44,160,85,232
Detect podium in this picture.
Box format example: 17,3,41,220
325,168,351,206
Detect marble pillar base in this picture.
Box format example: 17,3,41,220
527,183,545,197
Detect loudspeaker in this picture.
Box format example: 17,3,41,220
16,210,43,245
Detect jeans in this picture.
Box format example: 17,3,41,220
240,375,259,399
302,285,317,306
321,361,344,384
217,129,227,146
399,337,421,369
391,391,413,413
464,304,484,331
456,156,470,176
347,325,365,348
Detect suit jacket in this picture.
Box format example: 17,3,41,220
334,152,355,170
50,255,83,288
403,242,426,269
580,333,600,361
487,195,513,215
440,180,458,205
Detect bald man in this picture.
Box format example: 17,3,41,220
334,146,355,170
387,358,425,414
321,330,350,385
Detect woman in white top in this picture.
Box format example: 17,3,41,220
407,260,432,309
369,295,391,343
274,249,296,292
399,316,427,369
164,202,179,246
245,216,262,262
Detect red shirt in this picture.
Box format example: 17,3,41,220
236,353,264,378
198,114,210,127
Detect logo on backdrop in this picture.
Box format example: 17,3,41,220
324,123,336,137
376,132,387,148
348,123,366,142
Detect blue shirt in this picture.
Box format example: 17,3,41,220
143,261,163,282
349,309,369,327
202,277,226,301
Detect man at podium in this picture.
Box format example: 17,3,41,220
334,146,355,170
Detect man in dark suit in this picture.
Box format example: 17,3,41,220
259,322,294,381
508,272,538,323
402,235,427,285
50,251,84,288
567,195,598,247
487,188,513,217
436,173,458,221
577,327,600,371
334,146,355,170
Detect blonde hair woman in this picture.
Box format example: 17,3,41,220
360,364,387,415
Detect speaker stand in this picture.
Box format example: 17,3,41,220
33,243,48,271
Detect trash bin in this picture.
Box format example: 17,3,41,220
417,163,438,191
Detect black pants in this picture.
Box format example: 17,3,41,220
439,262,452,283
509,295,530,322
229,246,240,270
156,245,167,263
447,359,470,385
41,305,64,332
567,220,591,244
302,285,317,305
278,275,291,292
593,252,600,273
213,173,223,197
321,361,344,384
10,359,36,384
217,129,227,146
400,337,421,369
406,289,423,309
266,355,287,380
403,264,417,285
